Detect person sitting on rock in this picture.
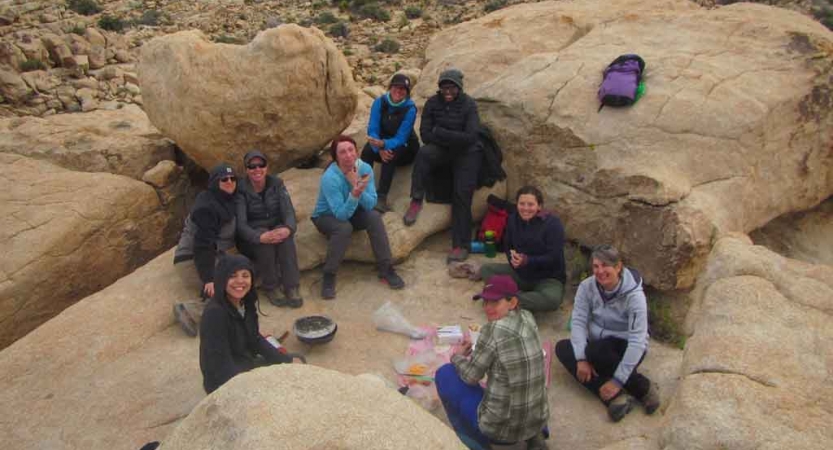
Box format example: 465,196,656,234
555,244,660,422
360,73,420,213
235,149,303,308
172,163,239,337
479,185,566,312
436,275,550,450
403,68,482,264
200,254,299,394
311,135,405,299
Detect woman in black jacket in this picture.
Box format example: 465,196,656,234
236,150,302,308
199,254,294,394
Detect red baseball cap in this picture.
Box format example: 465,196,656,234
473,275,519,301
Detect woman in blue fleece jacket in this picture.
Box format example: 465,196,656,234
360,73,419,213
555,245,660,422
311,135,405,299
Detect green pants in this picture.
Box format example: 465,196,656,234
479,263,564,312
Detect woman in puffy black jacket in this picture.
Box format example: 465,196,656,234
199,254,294,394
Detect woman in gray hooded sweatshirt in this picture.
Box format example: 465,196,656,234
555,245,660,422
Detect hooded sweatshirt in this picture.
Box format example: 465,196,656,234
173,164,238,284
569,267,649,386
199,254,291,394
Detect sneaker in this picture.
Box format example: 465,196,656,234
379,268,405,289
321,273,337,299
526,434,549,450
403,199,422,226
446,247,469,264
640,382,661,415
374,195,391,213
607,393,634,422
173,303,198,337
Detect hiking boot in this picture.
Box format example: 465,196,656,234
173,303,198,337
403,199,423,226
607,393,634,422
526,434,549,450
321,273,337,299
270,287,303,308
446,247,469,264
640,382,661,415
374,194,391,213
379,268,405,290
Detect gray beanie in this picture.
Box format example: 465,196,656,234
438,68,464,90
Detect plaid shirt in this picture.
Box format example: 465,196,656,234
451,309,549,443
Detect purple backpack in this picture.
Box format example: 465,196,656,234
597,54,645,111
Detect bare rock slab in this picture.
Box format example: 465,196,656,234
0,104,175,180
663,235,833,449
160,365,465,450
750,196,833,267
417,0,833,289
0,154,178,348
138,25,357,172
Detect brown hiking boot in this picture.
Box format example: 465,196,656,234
403,199,422,226
607,393,634,422
640,382,661,415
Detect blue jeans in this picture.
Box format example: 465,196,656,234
435,364,492,450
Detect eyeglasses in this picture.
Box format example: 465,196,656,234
220,176,236,183
247,163,267,170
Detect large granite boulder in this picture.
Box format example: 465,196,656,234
280,167,507,269
0,154,178,348
138,25,357,172
0,104,175,180
416,0,833,289
662,235,833,449
160,365,465,450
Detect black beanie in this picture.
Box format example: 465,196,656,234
389,73,411,95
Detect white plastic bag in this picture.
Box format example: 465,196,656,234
372,301,427,339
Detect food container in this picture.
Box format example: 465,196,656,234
294,315,338,345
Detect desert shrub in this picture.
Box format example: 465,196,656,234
134,9,163,26
813,6,833,30
404,6,422,18
67,0,101,16
213,34,243,44
98,14,126,32
316,11,339,24
328,21,349,38
358,3,390,21
20,59,47,72
397,14,409,28
484,0,507,12
375,37,400,54
68,24,86,35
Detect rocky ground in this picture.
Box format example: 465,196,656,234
1,0,831,117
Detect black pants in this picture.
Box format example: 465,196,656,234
555,337,651,403
409,143,482,249
311,207,393,275
237,237,300,292
360,142,418,196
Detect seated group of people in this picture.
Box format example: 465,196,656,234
175,69,660,449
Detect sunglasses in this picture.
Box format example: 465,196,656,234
220,176,236,183
247,163,267,170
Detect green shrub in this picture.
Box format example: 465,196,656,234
404,6,422,18
358,3,390,21
328,21,349,38
213,34,243,44
813,6,833,30
98,14,126,32
484,0,507,13
312,0,328,8
338,0,349,11
134,9,163,26
20,59,47,72
397,14,409,28
375,37,400,54
316,11,339,24
67,0,101,16
68,24,86,35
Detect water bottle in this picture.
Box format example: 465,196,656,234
484,230,496,258
470,241,485,253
